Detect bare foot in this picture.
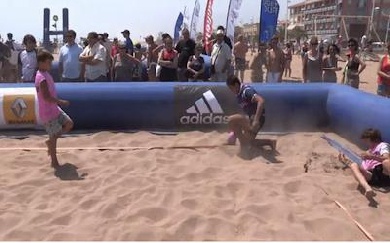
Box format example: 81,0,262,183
365,189,376,199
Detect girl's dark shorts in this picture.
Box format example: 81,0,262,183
369,164,390,187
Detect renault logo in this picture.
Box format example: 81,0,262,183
11,98,28,119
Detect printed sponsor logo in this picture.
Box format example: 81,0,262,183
3,95,36,125
180,90,229,125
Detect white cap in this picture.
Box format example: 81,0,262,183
216,29,224,36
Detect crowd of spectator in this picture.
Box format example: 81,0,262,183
0,28,389,97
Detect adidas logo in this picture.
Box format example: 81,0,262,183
180,90,229,125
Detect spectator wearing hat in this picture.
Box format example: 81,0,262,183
210,29,231,82
59,30,84,81
121,30,134,56
79,32,108,82
175,28,195,81
215,26,233,50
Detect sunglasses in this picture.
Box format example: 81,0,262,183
348,44,355,47
311,43,318,45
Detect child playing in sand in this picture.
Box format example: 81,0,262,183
35,51,74,169
226,75,276,158
339,128,390,198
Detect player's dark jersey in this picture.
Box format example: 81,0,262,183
236,84,258,117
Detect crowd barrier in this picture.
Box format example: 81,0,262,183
0,82,389,146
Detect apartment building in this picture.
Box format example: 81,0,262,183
289,0,390,41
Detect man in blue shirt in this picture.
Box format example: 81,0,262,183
121,29,134,56
59,30,83,81
226,75,276,158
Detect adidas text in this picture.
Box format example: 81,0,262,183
180,114,229,125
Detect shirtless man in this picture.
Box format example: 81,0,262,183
233,35,248,82
266,35,285,83
145,35,165,81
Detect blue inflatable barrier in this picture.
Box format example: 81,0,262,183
327,84,390,147
1,82,389,147
321,135,362,164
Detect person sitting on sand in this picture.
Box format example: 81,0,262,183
338,128,390,198
35,51,74,169
226,75,276,158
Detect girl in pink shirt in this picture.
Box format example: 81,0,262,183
339,128,390,199
35,51,73,169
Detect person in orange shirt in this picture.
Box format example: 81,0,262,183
377,42,390,97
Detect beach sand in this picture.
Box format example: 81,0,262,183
0,54,388,241
0,131,389,241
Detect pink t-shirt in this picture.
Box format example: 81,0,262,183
35,70,60,123
362,142,390,171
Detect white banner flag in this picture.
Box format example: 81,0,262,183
226,0,243,45
190,0,201,40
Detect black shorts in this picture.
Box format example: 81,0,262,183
369,164,390,187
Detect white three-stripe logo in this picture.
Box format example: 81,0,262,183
186,90,224,114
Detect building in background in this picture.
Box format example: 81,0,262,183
289,0,390,43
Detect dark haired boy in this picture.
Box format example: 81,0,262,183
35,51,74,169
339,128,390,198
226,75,276,158
18,34,38,82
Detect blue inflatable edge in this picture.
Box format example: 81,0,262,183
321,135,362,164
1,82,390,150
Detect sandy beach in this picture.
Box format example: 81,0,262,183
0,56,389,241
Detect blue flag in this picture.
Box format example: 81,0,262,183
174,12,184,44
259,0,279,43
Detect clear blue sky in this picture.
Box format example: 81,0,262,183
0,0,300,43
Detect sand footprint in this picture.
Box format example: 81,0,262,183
283,180,303,194
50,214,72,226
181,198,198,210
129,207,169,223
79,198,100,211
172,215,205,240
